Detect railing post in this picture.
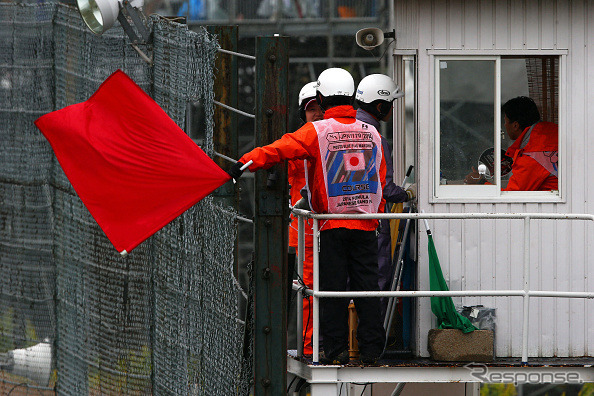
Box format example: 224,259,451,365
297,215,305,358
522,216,531,363
253,35,289,396
312,218,320,363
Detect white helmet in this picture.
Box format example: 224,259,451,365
315,68,355,110
298,81,317,107
355,74,404,104
298,81,318,122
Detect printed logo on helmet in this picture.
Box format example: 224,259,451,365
377,89,390,96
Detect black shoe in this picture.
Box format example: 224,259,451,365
359,354,379,365
320,349,350,365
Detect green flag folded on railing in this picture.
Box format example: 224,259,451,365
427,229,477,333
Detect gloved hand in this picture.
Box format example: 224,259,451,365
227,161,245,180
405,183,417,201
464,167,487,184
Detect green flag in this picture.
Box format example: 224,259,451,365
427,231,476,333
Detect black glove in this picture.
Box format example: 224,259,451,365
228,161,245,180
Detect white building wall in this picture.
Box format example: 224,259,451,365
393,0,594,358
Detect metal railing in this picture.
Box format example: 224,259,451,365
292,209,594,364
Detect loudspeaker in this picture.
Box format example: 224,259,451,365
356,28,385,50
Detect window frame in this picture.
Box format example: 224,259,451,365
429,50,567,204
393,51,417,185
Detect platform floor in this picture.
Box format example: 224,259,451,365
289,349,594,367
287,350,594,388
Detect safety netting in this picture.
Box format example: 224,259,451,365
0,2,57,395
1,2,249,395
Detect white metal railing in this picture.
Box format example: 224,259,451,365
292,209,594,364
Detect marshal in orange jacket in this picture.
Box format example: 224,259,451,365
504,121,558,191
239,105,387,232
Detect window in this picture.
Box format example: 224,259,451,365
433,54,562,201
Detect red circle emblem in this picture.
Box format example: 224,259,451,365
349,157,359,167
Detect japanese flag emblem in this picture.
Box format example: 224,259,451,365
344,152,365,171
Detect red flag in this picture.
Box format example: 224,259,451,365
35,70,231,254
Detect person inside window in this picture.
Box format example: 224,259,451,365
465,96,558,191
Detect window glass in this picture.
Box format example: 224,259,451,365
438,60,495,185
404,58,415,181
435,55,560,198
500,56,559,191
500,58,529,188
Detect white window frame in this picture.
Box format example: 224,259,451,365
393,51,417,184
429,50,567,203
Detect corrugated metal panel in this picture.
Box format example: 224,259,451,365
524,1,541,49
478,0,495,49
541,0,556,50
393,0,419,49
509,1,524,49
395,0,594,358
493,0,508,49
448,0,464,50
462,0,479,49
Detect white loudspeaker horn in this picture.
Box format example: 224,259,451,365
356,28,385,50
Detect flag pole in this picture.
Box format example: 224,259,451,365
240,160,253,170
421,209,430,234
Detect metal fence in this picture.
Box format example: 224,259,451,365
292,209,594,364
0,2,248,395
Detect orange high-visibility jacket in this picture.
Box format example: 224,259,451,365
240,105,386,232
504,121,558,191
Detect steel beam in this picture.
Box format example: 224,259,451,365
253,35,289,396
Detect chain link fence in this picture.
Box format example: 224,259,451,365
1,2,250,394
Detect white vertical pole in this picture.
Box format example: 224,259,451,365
522,216,531,363
297,215,305,357
313,218,320,363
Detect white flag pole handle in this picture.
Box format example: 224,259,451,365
240,160,253,171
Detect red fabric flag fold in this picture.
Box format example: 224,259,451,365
35,69,231,254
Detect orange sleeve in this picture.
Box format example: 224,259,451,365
239,123,318,172
503,156,552,191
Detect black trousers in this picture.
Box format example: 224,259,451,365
319,228,385,358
